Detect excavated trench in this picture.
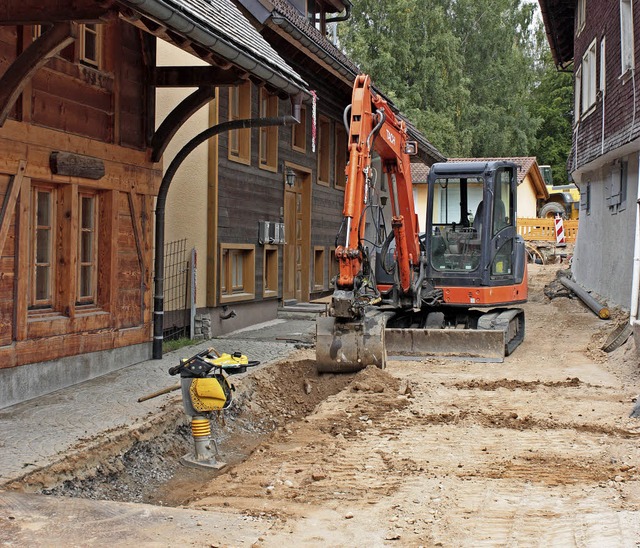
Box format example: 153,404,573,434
6,357,354,507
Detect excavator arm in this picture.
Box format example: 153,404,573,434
334,74,420,313
318,75,423,372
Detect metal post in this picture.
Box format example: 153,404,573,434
190,247,196,340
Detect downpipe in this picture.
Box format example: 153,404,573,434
153,113,299,359
630,151,640,326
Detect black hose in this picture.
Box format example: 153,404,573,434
366,110,385,150
380,230,396,275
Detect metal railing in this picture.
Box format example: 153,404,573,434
162,239,190,340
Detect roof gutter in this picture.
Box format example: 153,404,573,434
325,3,351,23
119,0,309,96
270,13,352,79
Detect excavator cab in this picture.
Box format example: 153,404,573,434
425,161,527,299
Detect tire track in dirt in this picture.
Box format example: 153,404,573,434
408,409,640,439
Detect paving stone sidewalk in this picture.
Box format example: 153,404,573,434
0,318,316,485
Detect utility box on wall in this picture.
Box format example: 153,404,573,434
258,221,285,245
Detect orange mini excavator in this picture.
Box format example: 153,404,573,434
316,74,527,373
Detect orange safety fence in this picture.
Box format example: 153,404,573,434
517,217,578,243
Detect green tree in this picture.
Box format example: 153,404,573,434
339,0,472,156
449,0,541,157
528,39,574,184
340,0,570,164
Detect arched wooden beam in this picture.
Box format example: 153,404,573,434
151,86,216,163
0,22,77,126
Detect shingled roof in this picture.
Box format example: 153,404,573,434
116,0,308,96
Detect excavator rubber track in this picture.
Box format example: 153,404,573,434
316,308,525,372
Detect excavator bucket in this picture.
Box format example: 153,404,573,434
316,310,392,373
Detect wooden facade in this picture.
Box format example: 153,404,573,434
205,0,444,319
539,0,640,309
0,0,308,405
0,20,157,369
208,71,351,306
571,0,640,170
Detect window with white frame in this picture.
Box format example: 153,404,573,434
620,0,634,74
581,40,597,113
79,24,102,68
576,0,586,35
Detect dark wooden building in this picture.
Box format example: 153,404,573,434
539,0,640,318
176,0,445,340
0,0,306,407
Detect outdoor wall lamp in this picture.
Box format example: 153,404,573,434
285,167,296,187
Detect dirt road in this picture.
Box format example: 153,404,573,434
186,264,640,546
4,264,640,546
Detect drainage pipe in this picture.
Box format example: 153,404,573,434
325,4,352,23
153,114,299,359
630,151,640,325
560,277,610,319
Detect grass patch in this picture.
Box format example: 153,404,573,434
162,337,198,354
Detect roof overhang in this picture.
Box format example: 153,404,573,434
538,0,575,69
527,162,549,200
115,0,309,97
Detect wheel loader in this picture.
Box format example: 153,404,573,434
316,74,527,373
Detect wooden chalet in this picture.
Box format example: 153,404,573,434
539,0,640,313
0,0,307,407
159,0,445,342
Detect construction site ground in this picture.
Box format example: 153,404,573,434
2,263,640,546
